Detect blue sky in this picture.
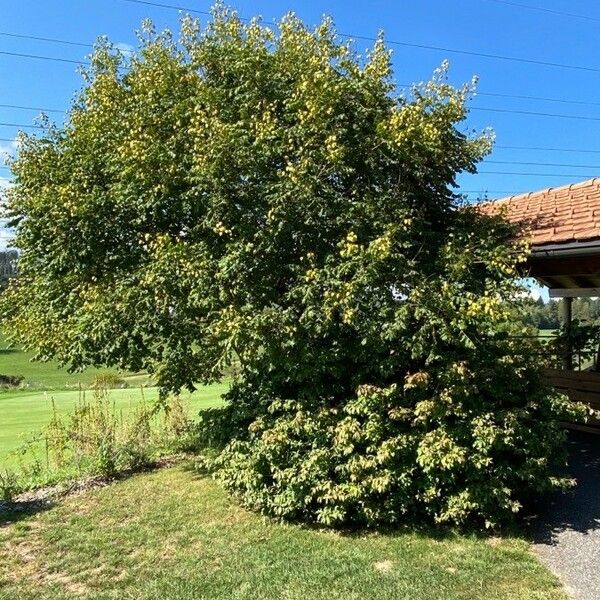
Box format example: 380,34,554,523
2,0,600,261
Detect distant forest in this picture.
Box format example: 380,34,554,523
0,250,17,289
518,296,600,330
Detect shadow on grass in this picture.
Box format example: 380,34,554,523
0,455,193,527
0,499,55,526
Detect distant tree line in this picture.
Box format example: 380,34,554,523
0,250,17,289
517,296,600,330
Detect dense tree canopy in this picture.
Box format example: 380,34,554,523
1,6,586,527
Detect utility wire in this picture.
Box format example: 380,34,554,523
496,145,600,154
5,95,600,124
471,107,600,122
0,30,92,48
351,34,600,74
119,0,600,74
0,104,65,114
457,189,519,193
1,160,595,180
478,171,599,178
4,114,600,160
483,0,600,23
486,160,600,169
399,84,600,109
0,15,599,103
474,90,600,108
4,122,600,163
0,37,596,109
0,123,42,129
121,0,210,14
0,50,86,66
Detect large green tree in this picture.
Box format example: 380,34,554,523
1,6,585,527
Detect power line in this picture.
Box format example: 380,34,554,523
486,160,600,169
4,121,600,162
0,104,65,114
119,0,600,74
0,40,596,110
0,50,86,66
2,159,595,180
0,123,42,129
4,113,600,160
0,30,92,48
478,171,599,178
477,91,600,108
121,0,211,14
483,0,600,23
352,35,600,74
463,194,511,199
458,189,518,193
496,145,600,154
471,106,600,122
399,83,600,109
5,94,600,126
3,93,599,124
0,21,598,110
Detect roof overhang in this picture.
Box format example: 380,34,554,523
525,239,600,296
476,178,600,298
529,239,600,258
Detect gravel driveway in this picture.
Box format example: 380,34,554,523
532,430,600,600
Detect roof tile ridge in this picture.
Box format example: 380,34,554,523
529,185,553,199
570,177,597,191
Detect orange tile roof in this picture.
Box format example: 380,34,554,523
477,178,600,246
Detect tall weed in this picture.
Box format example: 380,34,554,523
9,384,196,491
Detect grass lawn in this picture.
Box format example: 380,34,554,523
0,384,228,469
0,332,144,390
537,329,557,338
0,465,565,600
0,330,227,469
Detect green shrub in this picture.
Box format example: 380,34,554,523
93,373,128,389
0,469,20,503
1,5,589,528
205,362,587,528
0,374,24,389
197,302,591,530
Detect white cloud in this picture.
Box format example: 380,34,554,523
0,170,15,250
0,142,16,157
0,218,14,251
0,137,18,170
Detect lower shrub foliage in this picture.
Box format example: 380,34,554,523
201,358,588,529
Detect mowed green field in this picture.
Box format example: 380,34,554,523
0,385,227,468
0,332,146,390
0,333,227,469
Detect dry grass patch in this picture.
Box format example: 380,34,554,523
0,466,567,600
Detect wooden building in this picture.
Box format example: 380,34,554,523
480,178,600,428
